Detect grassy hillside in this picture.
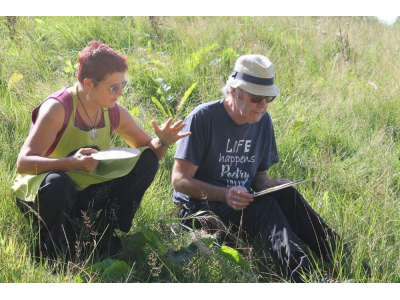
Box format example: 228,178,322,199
0,16,399,283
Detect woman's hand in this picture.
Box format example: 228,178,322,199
151,118,191,147
70,148,99,173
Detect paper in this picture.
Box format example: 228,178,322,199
91,147,140,161
252,178,315,198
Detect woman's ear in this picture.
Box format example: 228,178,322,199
83,78,93,89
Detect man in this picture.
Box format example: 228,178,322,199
171,54,341,282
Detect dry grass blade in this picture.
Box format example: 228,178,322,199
252,178,316,198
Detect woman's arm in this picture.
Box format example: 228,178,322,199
17,99,98,175
115,106,191,160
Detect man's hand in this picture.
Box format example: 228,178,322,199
225,186,253,210
264,178,291,189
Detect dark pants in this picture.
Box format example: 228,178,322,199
179,187,341,282
16,149,159,258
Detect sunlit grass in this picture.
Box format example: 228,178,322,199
0,16,399,282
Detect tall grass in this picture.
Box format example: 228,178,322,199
0,16,399,282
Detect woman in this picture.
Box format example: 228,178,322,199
12,41,191,259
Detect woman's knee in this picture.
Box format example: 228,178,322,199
141,148,159,173
132,148,159,179
41,171,74,189
38,172,77,209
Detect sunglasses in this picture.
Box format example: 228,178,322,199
92,79,128,95
247,92,276,104
237,88,276,104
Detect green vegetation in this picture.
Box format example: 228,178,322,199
0,16,399,283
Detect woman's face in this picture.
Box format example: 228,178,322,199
89,72,127,108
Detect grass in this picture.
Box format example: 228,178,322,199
0,16,399,283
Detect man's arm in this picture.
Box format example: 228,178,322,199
251,171,291,192
172,158,253,210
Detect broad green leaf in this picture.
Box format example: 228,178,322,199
90,258,115,273
130,231,149,245
103,260,130,276
86,259,131,281
146,40,153,52
35,18,44,24
177,82,198,112
7,73,23,89
138,222,167,254
166,242,198,265
74,275,85,283
215,245,250,270
157,86,164,96
129,106,139,117
90,261,104,273
64,61,78,74
201,237,216,248
218,246,240,262
165,102,173,118
151,96,168,118
184,43,218,70
146,60,166,68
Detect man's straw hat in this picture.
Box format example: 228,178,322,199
227,54,280,97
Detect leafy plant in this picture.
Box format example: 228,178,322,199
63,60,79,82
64,60,78,74
77,258,132,282
131,215,251,271
151,78,198,118
7,73,23,89
215,245,250,270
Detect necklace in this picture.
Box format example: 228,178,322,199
76,87,100,140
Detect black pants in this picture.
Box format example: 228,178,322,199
16,148,159,258
179,187,341,282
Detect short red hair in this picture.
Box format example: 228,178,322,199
77,40,128,84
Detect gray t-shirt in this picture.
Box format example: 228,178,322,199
173,99,279,204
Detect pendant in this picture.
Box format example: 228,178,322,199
91,128,98,140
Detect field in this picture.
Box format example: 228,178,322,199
0,16,399,283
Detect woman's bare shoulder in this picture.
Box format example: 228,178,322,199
36,98,65,123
